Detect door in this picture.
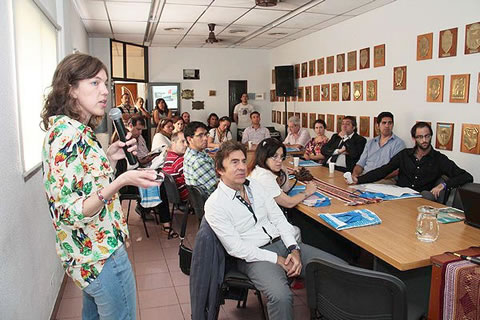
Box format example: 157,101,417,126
114,83,137,106
228,80,247,120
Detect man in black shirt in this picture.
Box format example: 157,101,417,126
350,122,473,202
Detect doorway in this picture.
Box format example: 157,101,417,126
228,80,247,120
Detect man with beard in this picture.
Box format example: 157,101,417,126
350,122,473,202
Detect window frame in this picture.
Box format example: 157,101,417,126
110,39,149,83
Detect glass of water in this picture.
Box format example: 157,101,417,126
416,205,439,242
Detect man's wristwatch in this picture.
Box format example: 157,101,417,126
287,244,301,254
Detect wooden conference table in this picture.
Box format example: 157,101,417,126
285,162,480,272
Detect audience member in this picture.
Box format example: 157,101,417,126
153,98,172,126
163,132,189,202
206,113,219,131
284,116,311,148
249,138,316,208
205,141,346,320
134,97,150,120
172,116,185,134
321,116,366,172
127,115,156,167
116,93,137,122
351,122,473,202
241,111,271,146
152,118,174,150
184,121,218,196
304,119,329,162
181,111,190,125
208,116,232,148
352,112,405,180
233,93,254,130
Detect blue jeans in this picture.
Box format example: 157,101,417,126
82,245,136,320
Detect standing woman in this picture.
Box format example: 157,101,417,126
172,115,185,134
152,98,172,126
304,119,329,162
207,116,232,149
152,117,174,150
41,53,159,319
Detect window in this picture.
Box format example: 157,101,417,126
111,40,148,82
12,0,59,177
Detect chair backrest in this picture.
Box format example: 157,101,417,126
186,185,208,222
306,258,408,320
162,172,181,205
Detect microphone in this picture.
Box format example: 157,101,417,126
109,108,138,166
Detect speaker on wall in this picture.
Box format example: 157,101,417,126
275,65,295,97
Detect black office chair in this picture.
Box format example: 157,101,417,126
305,258,424,320
186,184,208,223
162,171,188,219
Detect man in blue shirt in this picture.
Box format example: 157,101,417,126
184,121,218,196
352,112,405,180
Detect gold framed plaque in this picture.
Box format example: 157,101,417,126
450,74,470,103
477,73,480,103
366,80,377,101
393,66,407,90
336,115,345,133
326,114,334,132
297,87,304,102
286,96,291,102
417,32,433,60
317,58,325,75
326,56,334,74
295,64,300,79
318,114,325,123
436,122,454,151
272,69,275,84
342,82,351,101
294,112,300,119
374,44,385,67
309,60,316,77
309,113,317,129
353,81,363,101
426,75,444,102
272,110,276,123
359,47,370,69
287,112,294,121
321,84,330,101
283,111,287,125
465,22,480,55
337,53,345,72
359,116,370,137
331,83,339,101
461,123,480,154
301,113,308,128
276,111,281,124
279,96,284,102
305,86,312,102
347,50,356,71
301,62,308,78
270,89,275,102
373,117,380,137
439,27,457,58
313,85,321,101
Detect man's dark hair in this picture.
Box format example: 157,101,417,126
121,93,129,98
314,119,326,128
377,111,394,124
343,116,357,132
215,140,247,175
247,138,286,176
250,111,260,118
184,121,207,140
410,121,433,138
128,115,145,127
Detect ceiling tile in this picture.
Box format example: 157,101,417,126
311,14,353,30
180,35,209,44
277,12,333,28
105,2,151,21
83,19,111,33
346,0,395,16
211,0,254,9
260,0,311,11
218,24,260,37
166,0,212,4
113,33,145,44
151,34,184,44
198,6,250,24
89,32,114,38
263,37,295,47
236,37,275,47
75,0,109,20
106,0,151,2
155,22,194,35
234,8,286,26
111,21,147,33
287,28,318,39
262,26,301,39
307,0,372,15
160,4,208,22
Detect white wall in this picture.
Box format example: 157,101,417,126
148,47,271,133
270,0,480,181
0,0,89,318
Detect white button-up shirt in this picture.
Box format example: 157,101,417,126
241,125,271,144
284,128,311,147
205,179,297,264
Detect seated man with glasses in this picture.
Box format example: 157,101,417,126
349,122,473,202
184,121,218,196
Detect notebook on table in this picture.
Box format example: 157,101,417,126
319,209,381,230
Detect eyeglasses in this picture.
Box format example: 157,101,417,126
270,154,286,161
194,132,209,138
415,134,431,140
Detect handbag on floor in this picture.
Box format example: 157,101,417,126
178,208,192,275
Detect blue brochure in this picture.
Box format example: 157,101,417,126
286,147,300,152
319,209,381,230
288,185,330,207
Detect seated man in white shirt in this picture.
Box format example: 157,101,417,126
283,116,311,149
205,141,346,320
241,111,271,147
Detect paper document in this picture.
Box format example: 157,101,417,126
352,184,419,197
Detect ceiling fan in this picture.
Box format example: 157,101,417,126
205,23,221,44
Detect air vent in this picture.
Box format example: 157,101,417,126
229,29,248,34
267,32,288,36
256,0,277,7
164,27,184,32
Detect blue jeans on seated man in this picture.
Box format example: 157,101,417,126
237,241,347,320
82,245,136,320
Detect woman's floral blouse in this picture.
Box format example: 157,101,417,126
42,115,129,289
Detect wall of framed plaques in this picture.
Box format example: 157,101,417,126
269,0,480,181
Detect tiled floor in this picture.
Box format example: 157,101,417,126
54,204,311,320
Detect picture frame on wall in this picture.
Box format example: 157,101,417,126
305,86,312,102
272,110,276,123
302,113,309,128
276,111,281,124
331,83,339,101
301,62,308,78
272,69,275,84
393,66,407,90
309,60,316,76
426,75,444,102
449,74,470,103
318,114,325,123
183,69,200,80
309,113,317,129
342,82,351,101
353,81,363,101
436,122,454,151
477,73,480,103
337,53,345,72
336,115,345,133
359,47,370,69
460,123,480,154
313,85,321,101
317,58,325,75
326,56,334,74
359,116,370,137
326,114,335,131
465,22,480,55
417,32,433,61
298,87,304,102
295,64,300,79
374,44,385,67
366,80,377,101
321,84,330,101
347,51,357,71
439,27,458,58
